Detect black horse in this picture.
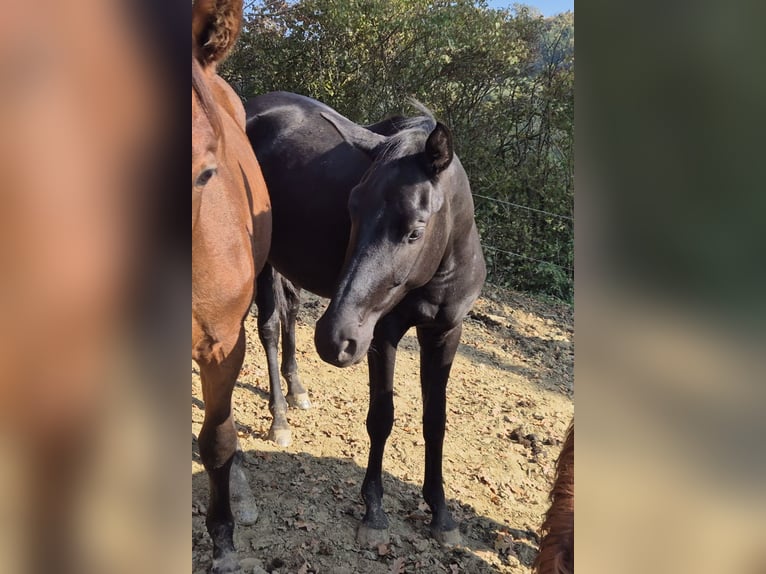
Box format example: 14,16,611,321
245,91,486,546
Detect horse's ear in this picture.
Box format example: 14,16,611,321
321,112,387,158
192,0,243,68
424,122,453,177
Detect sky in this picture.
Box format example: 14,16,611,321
486,0,573,17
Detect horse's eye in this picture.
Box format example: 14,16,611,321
195,166,217,188
407,227,425,243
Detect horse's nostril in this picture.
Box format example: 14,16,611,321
339,338,357,362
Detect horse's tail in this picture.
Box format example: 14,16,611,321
534,420,574,574
253,263,288,324
275,272,299,325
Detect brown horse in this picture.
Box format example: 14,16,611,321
192,0,271,571
534,421,574,574
0,0,164,571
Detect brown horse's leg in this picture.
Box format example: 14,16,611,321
416,323,462,546
197,326,247,573
27,422,94,574
534,422,574,574
279,279,310,409
357,316,408,547
255,266,291,446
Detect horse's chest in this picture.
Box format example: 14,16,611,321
400,286,458,328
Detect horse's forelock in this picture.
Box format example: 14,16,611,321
372,100,438,165
376,119,435,165
192,58,222,140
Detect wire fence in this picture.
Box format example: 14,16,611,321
472,193,573,222
482,245,573,272
472,193,573,274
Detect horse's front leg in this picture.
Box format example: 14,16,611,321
255,265,291,446
196,324,254,573
357,317,407,547
279,278,310,410
416,323,463,546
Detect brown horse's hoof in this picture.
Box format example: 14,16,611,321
267,427,292,447
287,392,311,410
356,524,390,547
432,527,462,547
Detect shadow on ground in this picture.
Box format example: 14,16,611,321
192,443,539,574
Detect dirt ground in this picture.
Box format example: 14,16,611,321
192,284,574,574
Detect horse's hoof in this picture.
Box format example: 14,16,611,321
287,392,311,410
267,427,292,447
356,524,390,547
239,557,268,573
210,553,239,574
432,527,462,547
230,464,258,526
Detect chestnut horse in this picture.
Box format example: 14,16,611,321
0,1,161,571
534,421,574,574
246,91,486,546
192,0,271,570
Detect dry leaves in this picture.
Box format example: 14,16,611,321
390,557,406,574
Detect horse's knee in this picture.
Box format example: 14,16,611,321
366,403,394,441
422,419,446,444
194,318,246,367
198,420,237,470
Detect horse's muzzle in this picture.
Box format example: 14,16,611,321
314,313,369,367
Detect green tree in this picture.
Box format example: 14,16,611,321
223,1,574,301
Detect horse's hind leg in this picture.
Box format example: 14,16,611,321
255,265,291,446
280,278,310,410
197,325,251,573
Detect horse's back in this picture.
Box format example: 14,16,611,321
245,91,335,125
245,92,370,296
245,92,362,170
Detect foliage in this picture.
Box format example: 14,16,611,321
223,0,574,301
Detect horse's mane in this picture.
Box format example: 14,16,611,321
376,98,438,164
534,421,574,574
192,58,222,139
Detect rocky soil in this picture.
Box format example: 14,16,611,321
192,285,574,574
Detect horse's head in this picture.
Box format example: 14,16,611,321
191,0,242,231
315,113,456,366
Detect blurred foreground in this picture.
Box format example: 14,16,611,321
0,1,764,573
0,1,186,573
578,0,766,571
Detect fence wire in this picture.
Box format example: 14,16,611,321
472,193,573,222
482,245,573,272
473,193,573,274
